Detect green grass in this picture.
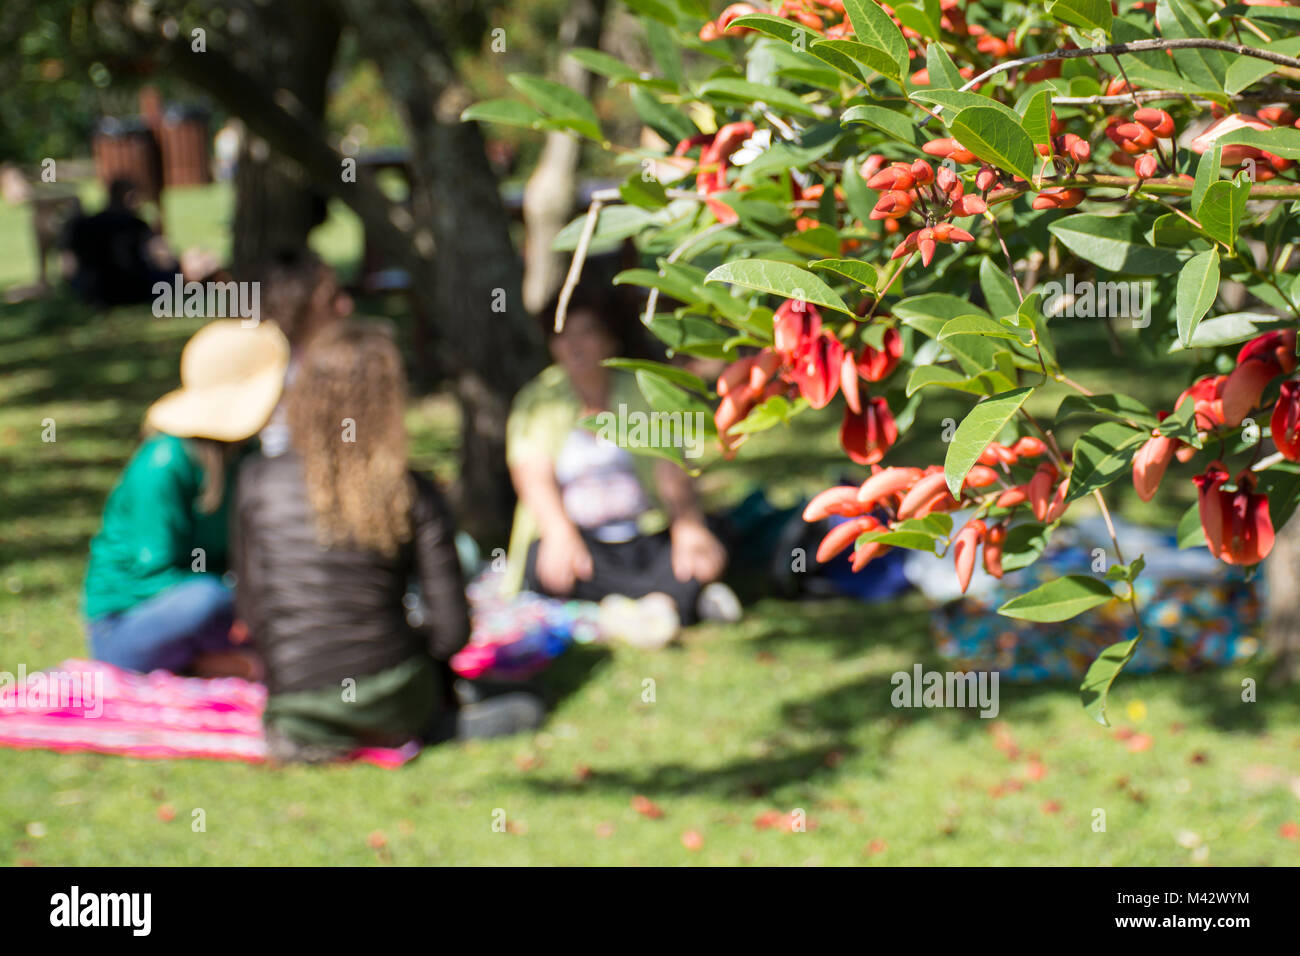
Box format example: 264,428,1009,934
1,184,1297,865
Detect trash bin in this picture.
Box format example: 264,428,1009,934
92,117,162,205
158,106,212,187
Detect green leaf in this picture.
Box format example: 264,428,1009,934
999,522,1051,573
1046,0,1113,36
979,256,1021,319
783,224,841,258
644,18,686,88
1055,393,1158,428
857,514,954,553
553,205,655,251
622,0,678,26
460,98,545,129
729,395,808,435
949,106,1041,183
1048,214,1188,274
1176,503,1207,549
645,313,736,358
1175,248,1221,347
507,75,603,141
910,90,1024,128
894,2,942,43
843,157,880,224
1172,311,1283,351
1156,0,1229,92
567,48,641,84
843,0,910,80
925,40,965,89
905,363,1016,397
1190,144,1221,213
999,574,1117,622
630,86,698,142
620,172,669,209
811,38,904,86
1213,126,1300,162
727,13,812,45
634,370,715,429
938,315,1030,344
1105,554,1145,583
1197,178,1250,253
944,387,1035,496
603,358,710,396
1223,37,1300,95
704,259,854,315
1080,637,1139,726
840,105,927,151
1067,420,1149,502
696,77,820,117
808,258,878,290
1018,89,1054,151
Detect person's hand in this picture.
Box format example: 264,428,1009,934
535,523,594,595
670,517,727,583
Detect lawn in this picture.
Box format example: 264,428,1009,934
1,184,1297,866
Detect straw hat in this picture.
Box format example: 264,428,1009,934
146,320,290,442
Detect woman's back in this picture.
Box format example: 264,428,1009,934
235,451,468,695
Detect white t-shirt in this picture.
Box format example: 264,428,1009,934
554,427,649,543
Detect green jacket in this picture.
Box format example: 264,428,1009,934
84,434,231,619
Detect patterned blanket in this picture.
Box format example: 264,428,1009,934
0,659,419,767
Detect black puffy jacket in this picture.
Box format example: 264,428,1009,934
232,452,469,695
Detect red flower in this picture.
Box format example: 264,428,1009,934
840,396,896,465
1177,374,1228,431
791,330,843,409
773,300,822,358
953,518,987,593
1132,432,1176,502
857,328,902,382
1195,464,1274,566
691,121,756,224
1272,379,1300,461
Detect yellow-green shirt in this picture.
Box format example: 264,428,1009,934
503,366,667,593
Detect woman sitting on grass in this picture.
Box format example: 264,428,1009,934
234,322,542,762
505,285,740,647
84,319,289,677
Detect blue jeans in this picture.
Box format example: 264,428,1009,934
88,577,236,674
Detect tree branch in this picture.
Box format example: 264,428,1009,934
921,38,1300,126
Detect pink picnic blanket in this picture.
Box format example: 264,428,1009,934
0,659,419,768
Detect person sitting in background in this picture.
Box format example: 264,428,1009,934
234,322,542,763
505,285,741,647
84,320,289,677
253,248,353,458
65,178,176,306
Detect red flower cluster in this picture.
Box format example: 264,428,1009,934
1195,464,1274,566
1104,108,1175,179
714,299,901,461
802,436,1057,588
699,1,854,41
673,121,756,224
862,156,981,263
1189,111,1295,180
1132,330,1298,565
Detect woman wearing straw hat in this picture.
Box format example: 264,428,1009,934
83,319,289,677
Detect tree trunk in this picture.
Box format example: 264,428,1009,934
230,1,341,273
521,0,607,314
1266,517,1300,684
334,0,544,547
102,0,543,546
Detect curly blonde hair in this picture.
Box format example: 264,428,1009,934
287,322,413,556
